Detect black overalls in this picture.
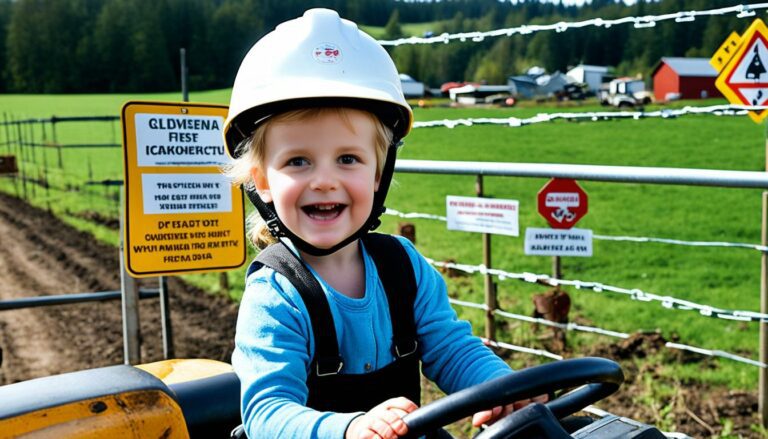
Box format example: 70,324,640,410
251,233,421,413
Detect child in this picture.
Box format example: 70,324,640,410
224,8,528,439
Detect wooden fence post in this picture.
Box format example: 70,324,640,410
476,175,497,341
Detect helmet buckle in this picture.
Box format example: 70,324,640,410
266,217,283,237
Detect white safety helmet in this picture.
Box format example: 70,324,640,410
224,9,414,256
224,8,413,157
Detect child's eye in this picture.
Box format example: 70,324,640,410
286,157,309,167
338,155,359,165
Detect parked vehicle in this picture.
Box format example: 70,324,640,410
555,83,588,101
599,78,654,108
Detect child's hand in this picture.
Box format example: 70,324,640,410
471,394,549,428
345,397,419,439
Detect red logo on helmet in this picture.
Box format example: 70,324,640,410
313,43,342,64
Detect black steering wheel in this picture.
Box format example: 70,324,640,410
401,357,624,439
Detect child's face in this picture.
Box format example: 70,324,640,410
251,110,380,250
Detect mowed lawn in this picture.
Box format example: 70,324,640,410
0,92,766,390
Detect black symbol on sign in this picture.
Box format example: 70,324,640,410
747,45,766,80
753,90,764,106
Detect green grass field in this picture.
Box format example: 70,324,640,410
360,21,444,40
1,92,766,400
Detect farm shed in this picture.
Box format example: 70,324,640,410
508,75,538,99
508,71,573,99
399,73,425,98
536,72,573,97
566,64,609,94
651,57,721,101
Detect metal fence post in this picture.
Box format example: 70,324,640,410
119,188,141,364
2,113,8,155
476,174,497,340
52,118,63,169
761,191,768,427
16,119,27,200
761,116,768,427
159,275,174,359
180,48,189,103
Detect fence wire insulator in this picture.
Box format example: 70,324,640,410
675,13,696,23
737,4,756,18
634,19,657,28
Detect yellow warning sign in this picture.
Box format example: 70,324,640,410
121,101,245,277
714,18,768,123
710,31,743,73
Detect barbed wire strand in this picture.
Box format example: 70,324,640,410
454,298,766,368
591,234,768,252
427,258,768,322
411,105,768,130
378,4,767,46
481,337,563,360
385,208,448,222
385,209,768,252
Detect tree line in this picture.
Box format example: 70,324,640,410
0,0,753,94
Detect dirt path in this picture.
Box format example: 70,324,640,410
0,191,238,384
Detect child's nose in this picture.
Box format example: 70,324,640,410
309,169,338,192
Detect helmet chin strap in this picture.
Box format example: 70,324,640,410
246,142,399,257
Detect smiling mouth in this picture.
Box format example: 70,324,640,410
302,203,347,220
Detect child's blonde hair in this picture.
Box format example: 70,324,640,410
225,107,393,250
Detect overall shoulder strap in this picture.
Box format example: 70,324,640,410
362,233,419,358
255,243,343,376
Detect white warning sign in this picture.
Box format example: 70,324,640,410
446,195,519,236
524,227,593,257
135,113,228,166
142,173,232,214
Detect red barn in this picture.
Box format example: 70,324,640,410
651,57,721,101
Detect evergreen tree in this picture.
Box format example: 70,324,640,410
383,9,403,40
0,0,12,92
0,0,748,92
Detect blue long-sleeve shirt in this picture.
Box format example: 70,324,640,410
232,236,511,438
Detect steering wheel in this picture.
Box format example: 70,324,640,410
401,357,623,439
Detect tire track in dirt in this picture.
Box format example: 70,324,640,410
0,192,238,384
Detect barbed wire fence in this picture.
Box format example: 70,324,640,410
384,180,768,365
0,115,122,220
378,3,768,46
376,4,768,434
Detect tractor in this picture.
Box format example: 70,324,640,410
0,356,668,438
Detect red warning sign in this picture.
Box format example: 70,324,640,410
537,178,588,229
